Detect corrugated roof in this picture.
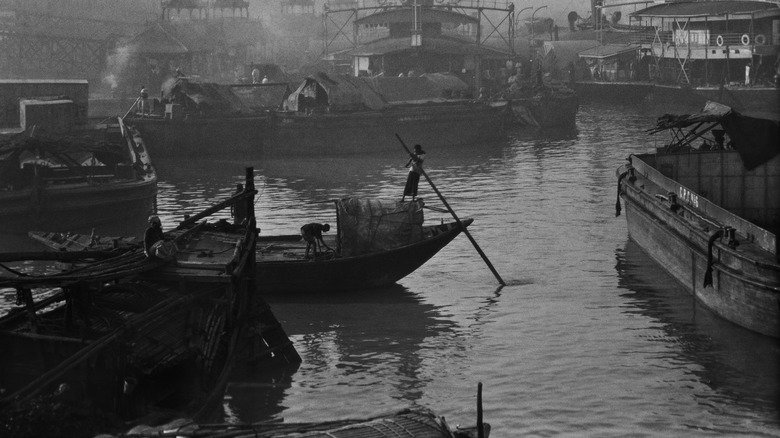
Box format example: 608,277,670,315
578,44,640,59
349,36,511,59
355,8,478,25
632,1,780,18
538,40,601,66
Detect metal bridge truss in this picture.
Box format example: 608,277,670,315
322,0,517,58
0,30,109,82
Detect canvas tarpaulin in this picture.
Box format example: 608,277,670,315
286,73,387,112
721,111,780,171
367,73,469,103
337,198,424,257
649,101,780,170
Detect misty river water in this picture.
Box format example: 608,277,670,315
2,101,778,436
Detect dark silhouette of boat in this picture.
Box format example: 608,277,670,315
0,118,157,234
253,197,471,293
267,72,509,154
0,168,300,436
30,196,471,294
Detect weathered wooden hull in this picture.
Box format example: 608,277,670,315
127,102,508,156
256,220,470,293
265,104,508,155
0,120,157,235
0,178,157,234
619,152,780,337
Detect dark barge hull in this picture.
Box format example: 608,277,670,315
0,178,157,233
619,152,780,337
126,115,267,157
265,104,507,155
257,220,470,293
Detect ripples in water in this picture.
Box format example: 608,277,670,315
1,103,777,435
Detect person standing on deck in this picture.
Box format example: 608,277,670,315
301,223,331,259
402,144,425,202
139,86,149,116
252,67,261,84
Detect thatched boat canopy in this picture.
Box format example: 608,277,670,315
285,73,388,112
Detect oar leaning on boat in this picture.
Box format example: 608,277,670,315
395,133,506,286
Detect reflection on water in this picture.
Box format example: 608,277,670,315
227,285,459,422
2,103,778,435
615,240,780,418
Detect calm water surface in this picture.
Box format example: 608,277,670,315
2,102,778,436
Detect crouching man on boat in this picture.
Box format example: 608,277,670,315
144,215,176,261
301,223,331,259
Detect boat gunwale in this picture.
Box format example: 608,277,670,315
256,218,471,266
628,152,777,255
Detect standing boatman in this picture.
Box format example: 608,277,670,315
402,144,425,202
139,85,149,116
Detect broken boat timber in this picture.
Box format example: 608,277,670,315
0,167,300,436
0,117,157,233
616,101,780,338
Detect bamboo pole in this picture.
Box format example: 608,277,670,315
395,134,505,286
477,382,485,438
177,190,256,230
122,97,141,120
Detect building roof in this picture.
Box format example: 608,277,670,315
537,40,601,66
632,1,780,18
578,44,640,59
355,7,478,25
349,36,511,59
125,20,265,54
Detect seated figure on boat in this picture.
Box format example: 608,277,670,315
144,215,164,256
144,215,176,260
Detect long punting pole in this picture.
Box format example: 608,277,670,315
477,382,485,438
396,134,506,286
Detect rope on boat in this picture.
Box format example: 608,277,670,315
704,229,724,288
616,169,629,217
